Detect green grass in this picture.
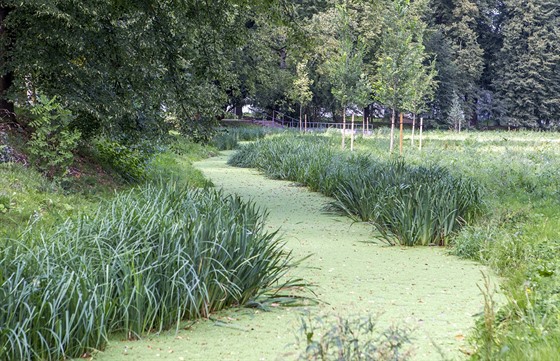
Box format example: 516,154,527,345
351,129,560,360
1,134,304,360
210,126,285,151
0,162,105,238
0,137,216,238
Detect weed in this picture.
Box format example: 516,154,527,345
288,313,413,360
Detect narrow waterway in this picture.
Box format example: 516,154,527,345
94,152,491,361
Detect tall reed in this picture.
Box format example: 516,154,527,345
229,134,483,246
1,182,296,360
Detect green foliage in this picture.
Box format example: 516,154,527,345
147,137,217,188
332,160,483,246
325,3,370,110
494,0,560,129
290,60,314,109
94,138,150,182
290,313,413,360
0,182,299,360
4,0,287,142
373,0,433,151
362,130,560,359
27,95,81,178
229,134,483,246
210,127,269,150
447,92,465,131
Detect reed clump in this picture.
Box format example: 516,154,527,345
0,182,296,360
229,134,483,246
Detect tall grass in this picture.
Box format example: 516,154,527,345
229,134,483,246
0,182,297,360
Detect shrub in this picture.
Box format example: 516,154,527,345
94,138,150,182
27,95,81,179
0,182,298,360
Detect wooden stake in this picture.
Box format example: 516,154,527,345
304,114,307,132
342,109,346,150
399,112,404,155
351,114,355,151
419,117,423,151
411,113,416,146
299,105,302,132
366,116,369,136
390,109,395,153
362,115,365,136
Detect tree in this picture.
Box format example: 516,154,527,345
0,5,14,120
448,92,465,132
2,0,284,142
373,0,426,153
325,2,370,149
290,60,314,130
406,51,437,146
494,0,560,129
427,0,485,124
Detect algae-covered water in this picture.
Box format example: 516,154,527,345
93,153,492,361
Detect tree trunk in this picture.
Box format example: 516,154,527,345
342,108,346,150
0,6,15,121
389,108,395,153
235,104,243,119
363,105,370,125
350,114,354,152
411,113,416,146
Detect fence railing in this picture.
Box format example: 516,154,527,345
223,110,394,133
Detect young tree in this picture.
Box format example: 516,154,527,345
406,50,437,146
448,92,465,132
373,0,425,153
326,2,370,149
290,60,314,131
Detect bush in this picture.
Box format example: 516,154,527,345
94,138,150,182
210,127,279,151
27,95,81,179
0,182,298,360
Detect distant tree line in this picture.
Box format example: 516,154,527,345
1,0,558,146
